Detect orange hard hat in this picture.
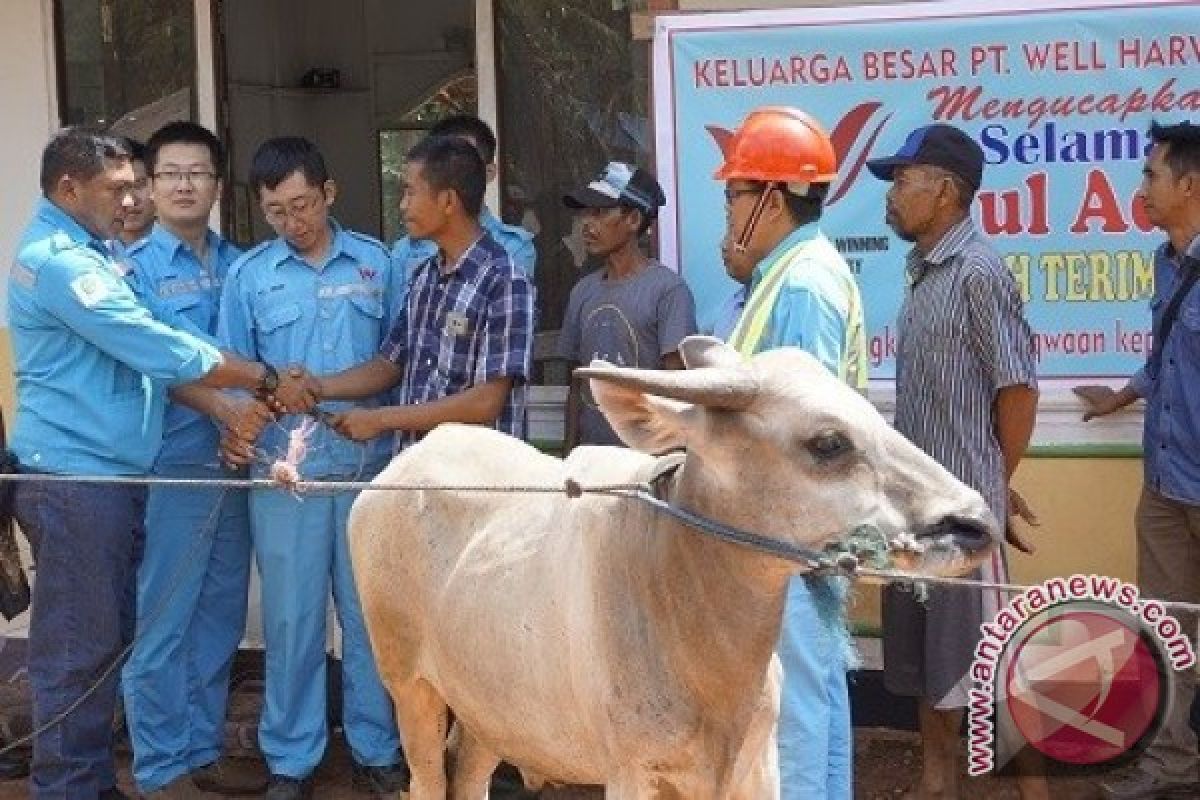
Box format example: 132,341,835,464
713,106,838,187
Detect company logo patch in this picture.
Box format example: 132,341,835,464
70,273,110,308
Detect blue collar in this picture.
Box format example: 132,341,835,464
266,220,347,270
36,197,105,249
149,222,222,262
751,221,821,286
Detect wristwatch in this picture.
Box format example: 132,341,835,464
257,363,280,395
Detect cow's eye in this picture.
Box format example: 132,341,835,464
807,431,853,462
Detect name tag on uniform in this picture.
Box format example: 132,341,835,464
445,312,469,337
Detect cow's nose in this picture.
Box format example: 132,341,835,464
917,515,995,554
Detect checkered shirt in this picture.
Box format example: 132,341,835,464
381,232,534,450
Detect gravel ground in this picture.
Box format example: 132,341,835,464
0,728,1124,799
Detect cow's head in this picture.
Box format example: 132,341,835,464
576,336,999,577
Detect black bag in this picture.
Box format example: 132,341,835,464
0,411,30,621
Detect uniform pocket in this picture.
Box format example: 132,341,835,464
253,302,304,363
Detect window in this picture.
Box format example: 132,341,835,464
378,72,478,244
55,0,196,137
495,0,652,347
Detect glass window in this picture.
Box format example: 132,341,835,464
55,0,196,138
495,0,651,354
379,72,478,244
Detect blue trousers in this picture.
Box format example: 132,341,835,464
14,479,145,799
251,487,399,777
123,465,251,791
776,576,853,800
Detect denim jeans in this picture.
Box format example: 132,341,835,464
14,478,145,799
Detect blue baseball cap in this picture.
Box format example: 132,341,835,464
867,124,984,191
563,162,666,216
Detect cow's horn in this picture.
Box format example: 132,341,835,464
678,335,744,370
575,363,759,411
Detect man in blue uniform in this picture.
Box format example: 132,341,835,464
391,114,536,283
7,128,302,800
120,121,268,799
217,137,406,800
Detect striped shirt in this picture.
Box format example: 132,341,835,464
381,232,534,451
894,216,1037,521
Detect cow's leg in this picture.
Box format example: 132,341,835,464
395,678,450,800
449,727,500,800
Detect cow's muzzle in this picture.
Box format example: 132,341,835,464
917,515,996,555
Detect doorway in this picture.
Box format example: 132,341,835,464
214,0,476,246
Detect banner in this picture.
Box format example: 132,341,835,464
653,0,1200,382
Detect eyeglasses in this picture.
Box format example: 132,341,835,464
153,170,218,186
263,193,324,225
723,186,764,205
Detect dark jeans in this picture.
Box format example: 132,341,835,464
14,478,146,799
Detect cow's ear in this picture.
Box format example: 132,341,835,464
589,380,689,454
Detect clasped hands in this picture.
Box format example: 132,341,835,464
220,364,323,467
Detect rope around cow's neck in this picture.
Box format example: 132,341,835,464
0,469,1196,615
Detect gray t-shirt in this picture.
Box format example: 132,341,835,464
559,261,698,445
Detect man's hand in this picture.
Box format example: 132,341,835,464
219,398,274,444
1006,487,1041,555
217,398,274,468
267,364,322,414
330,408,388,442
1073,385,1126,421
220,426,258,467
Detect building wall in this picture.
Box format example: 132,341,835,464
0,0,57,411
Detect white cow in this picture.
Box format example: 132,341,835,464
349,336,998,800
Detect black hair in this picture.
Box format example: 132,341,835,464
40,127,131,195
429,114,497,165
1149,120,1200,179
117,137,147,164
248,136,329,191
146,120,225,174
617,201,658,236
407,135,486,217
780,182,829,227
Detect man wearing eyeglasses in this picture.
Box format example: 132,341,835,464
8,128,305,800
216,136,407,800
119,121,270,799
714,107,866,800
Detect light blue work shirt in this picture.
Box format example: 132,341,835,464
707,285,747,342
1130,233,1200,506
749,222,852,375
218,222,401,478
8,198,223,475
123,223,244,468
391,208,536,285
746,220,855,800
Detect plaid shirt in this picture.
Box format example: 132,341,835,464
382,231,534,450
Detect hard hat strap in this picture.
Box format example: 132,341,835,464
733,182,775,253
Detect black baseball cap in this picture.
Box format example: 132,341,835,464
867,124,984,192
563,162,666,216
